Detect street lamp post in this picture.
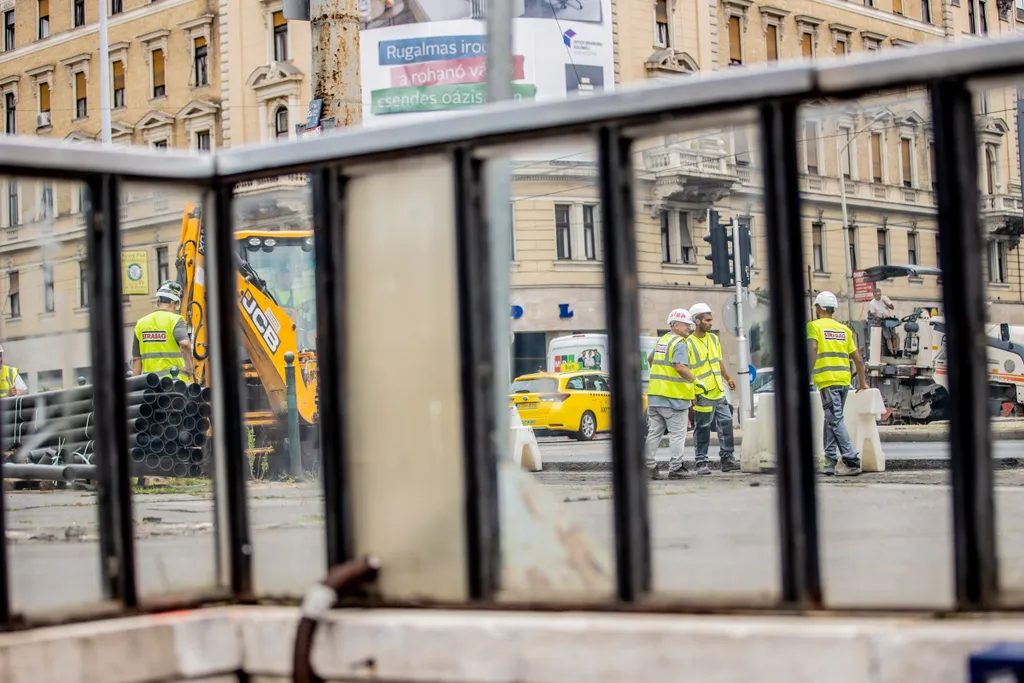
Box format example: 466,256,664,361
98,0,111,144
838,111,888,322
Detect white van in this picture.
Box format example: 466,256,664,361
547,334,658,392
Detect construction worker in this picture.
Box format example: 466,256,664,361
809,291,868,477
0,344,27,397
273,268,317,349
687,303,739,475
131,280,194,378
643,308,697,480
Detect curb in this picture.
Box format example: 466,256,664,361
544,457,1024,473
658,427,1024,448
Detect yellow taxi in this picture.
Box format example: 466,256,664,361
509,371,649,441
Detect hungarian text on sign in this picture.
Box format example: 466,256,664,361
371,83,537,115
378,35,487,66
390,55,526,87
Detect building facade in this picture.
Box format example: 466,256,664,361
0,0,1022,387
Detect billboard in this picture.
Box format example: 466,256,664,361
358,0,614,124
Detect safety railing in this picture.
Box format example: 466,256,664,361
0,36,1022,627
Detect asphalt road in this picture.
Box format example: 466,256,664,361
7,443,1024,615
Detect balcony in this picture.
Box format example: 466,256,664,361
981,190,1024,237
641,138,740,204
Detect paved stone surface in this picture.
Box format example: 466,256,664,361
7,453,1024,615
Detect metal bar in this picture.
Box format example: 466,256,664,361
930,78,998,608
758,101,821,608
0,367,8,625
205,182,253,599
85,174,137,607
310,166,354,569
452,147,500,599
597,125,650,602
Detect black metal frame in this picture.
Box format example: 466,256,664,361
759,101,822,608
0,38,1018,627
311,167,355,570
207,181,253,600
82,175,138,608
931,79,999,609
452,149,501,600
598,126,651,602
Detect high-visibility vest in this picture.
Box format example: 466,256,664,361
688,333,725,412
135,309,186,376
807,318,856,389
648,333,695,402
0,365,20,398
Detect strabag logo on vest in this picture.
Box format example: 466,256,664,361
241,291,281,354
655,343,669,354
141,331,168,343
823,330,848,342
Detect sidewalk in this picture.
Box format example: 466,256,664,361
657,420,1024,447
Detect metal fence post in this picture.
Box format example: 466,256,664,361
284,351,302,480
931,78,998,608
759,101,822,609
597,125,650,602
85,174,138,608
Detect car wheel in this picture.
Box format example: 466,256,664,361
576,411,597,441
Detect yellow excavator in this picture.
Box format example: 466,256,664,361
175,203,320,472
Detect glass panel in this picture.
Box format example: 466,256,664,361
799,92,953,609
765,25,778,62
120,182,218,601
973,80,1024,604
2,177,107,616
487,138,616,602
232,175,325,596
632,118,780,602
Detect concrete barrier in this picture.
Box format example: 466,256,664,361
847,388,887,473
741,389,887,473
509,406,543,472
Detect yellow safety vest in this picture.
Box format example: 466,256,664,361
0,365,20,398
648,333,695,401
807,318,856,390
688,333,725,411
135,309,186,376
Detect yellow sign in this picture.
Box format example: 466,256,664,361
559,362,581,372
121,250,149,295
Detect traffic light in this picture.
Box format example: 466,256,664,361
737,223,751,287
704,210,733,286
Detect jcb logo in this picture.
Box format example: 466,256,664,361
241,291,281,354
197,229,206,256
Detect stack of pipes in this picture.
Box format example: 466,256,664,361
1,369,212,482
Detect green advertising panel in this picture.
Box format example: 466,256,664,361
371,83,537,115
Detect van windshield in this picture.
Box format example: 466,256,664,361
510,378,558,394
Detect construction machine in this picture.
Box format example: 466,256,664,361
175,203,320,471
852,264,1024,423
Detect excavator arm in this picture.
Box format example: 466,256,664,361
175,203,319,425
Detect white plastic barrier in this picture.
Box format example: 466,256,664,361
740,388,886,473
509,406,543,472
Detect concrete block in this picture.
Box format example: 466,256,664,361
239,607,302,677
510,406,543,472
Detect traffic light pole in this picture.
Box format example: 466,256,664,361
731,220,753,424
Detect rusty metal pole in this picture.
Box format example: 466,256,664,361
311,0,362,127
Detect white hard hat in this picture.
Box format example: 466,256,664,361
667,308,694,327
814,291,839,309
690,303,712,318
